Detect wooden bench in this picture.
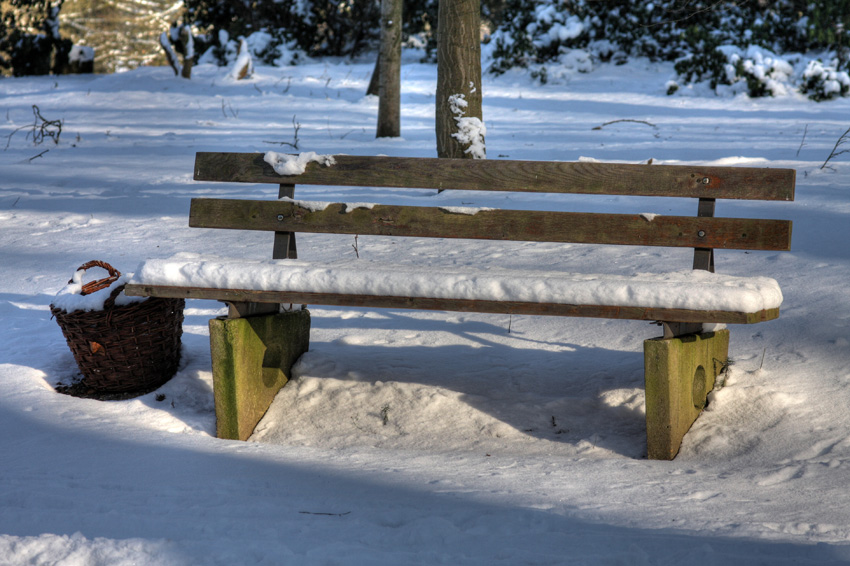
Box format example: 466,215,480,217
125,152,795,459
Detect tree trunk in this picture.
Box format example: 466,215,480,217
159,31,181,76
179,25,193,79
436,0,484,158
376,0,402,138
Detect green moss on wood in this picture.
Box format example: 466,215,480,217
644,329,730,460
209,309,310,441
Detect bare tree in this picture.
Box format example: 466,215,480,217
376,0,402,137
435,0,484,159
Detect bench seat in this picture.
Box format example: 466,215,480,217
126,256,782,324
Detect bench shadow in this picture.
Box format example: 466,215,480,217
302,307,650,458
3,405,849,565
7,291,675,458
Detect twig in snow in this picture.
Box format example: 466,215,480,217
4,105,62,150
276,76,292,93
221,99,238,119
796,124,808,157
593,119,658,131
27,149,49,162
821,126,850,169
350,414,375,434
4,125,28,150
262,116,300,150
352,234,360,258
550,415,567,435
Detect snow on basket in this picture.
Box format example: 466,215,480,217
50,260,184,398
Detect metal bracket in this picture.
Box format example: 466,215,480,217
274,183,298,260
693,198,715,273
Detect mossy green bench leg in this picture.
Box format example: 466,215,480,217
209,309,311,441
644,329,729,460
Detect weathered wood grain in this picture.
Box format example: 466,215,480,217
189,198,793,251
194,152,795,201
124,283,780,324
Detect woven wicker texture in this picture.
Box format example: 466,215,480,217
51,261,184,395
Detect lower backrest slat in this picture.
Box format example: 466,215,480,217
189,198,793,251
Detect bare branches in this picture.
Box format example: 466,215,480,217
821,126,850,169
27,150,50,162
592,119,658,130
221,99,238,118
644,0,731,28
352,234,360,258
262,116,301,150
796,124,808,157
4,105,63,150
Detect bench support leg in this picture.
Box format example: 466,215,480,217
208,309,311,440
643,329,729,460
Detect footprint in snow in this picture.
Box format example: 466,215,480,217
756,465,804,487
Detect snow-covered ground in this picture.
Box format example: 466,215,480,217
2,55,850,564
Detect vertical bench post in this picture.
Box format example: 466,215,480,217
644,196,726,459
644,329,729,459
209,181,311,440
273,183,298,260
209,309,310,440
693,197,716,272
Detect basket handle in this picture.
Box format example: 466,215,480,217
72,260,122,296
103,283,127,311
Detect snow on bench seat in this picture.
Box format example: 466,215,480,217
128,255,782,318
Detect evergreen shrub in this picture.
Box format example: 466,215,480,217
485,0,850,100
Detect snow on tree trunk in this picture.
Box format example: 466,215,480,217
376,0,402,138
436,0,484,159
159,24,193,79
448,92,486,159
159,31,182,76
229,38,254,80
180,25,193,79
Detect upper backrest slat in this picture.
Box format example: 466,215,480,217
194,152,796,201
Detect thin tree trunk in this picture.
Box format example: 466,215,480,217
436,0,483,158
179,25,193,79
376,0,402,138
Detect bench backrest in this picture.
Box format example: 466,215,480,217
191,152,794,262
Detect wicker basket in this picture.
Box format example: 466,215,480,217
51,260,184,397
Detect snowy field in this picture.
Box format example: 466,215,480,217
3,54,850,564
